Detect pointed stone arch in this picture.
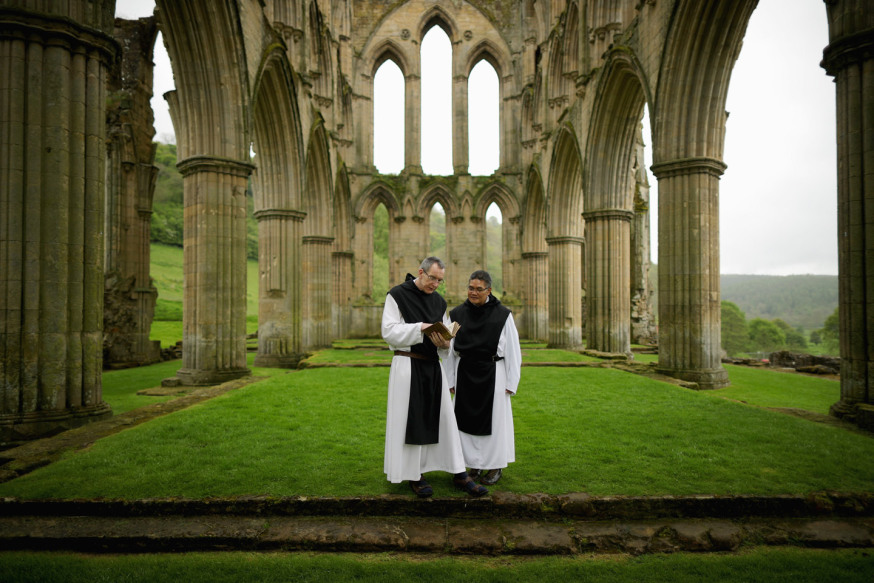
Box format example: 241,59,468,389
418,6,460,43
159,0,253,385
351,183,401,302
651,0,756,388
546,126,585,348
251,47,307,368
583,50,648,355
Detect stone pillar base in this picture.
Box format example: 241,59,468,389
172,368,251,387
656,367,730,390
253,354,306,369
829,400,874,432
0,403,113,442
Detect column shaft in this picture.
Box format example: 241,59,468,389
822,19,874,426
176,157,253,385
0,5,115,439
584,210,632,355
522,251,548,341
302,236,334,349
652,158,728,389
546,236,583,348
253,209,305,368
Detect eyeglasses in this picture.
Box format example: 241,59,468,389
468,286,490,293
422,272,444,285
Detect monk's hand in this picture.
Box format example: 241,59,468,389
429,331,449,349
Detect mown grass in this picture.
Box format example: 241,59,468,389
1,548,872,583
715,364,839,415
2,356,873,500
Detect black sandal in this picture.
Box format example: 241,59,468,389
409,478,433,498
453,475,488,497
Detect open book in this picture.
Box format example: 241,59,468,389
423,321,461,341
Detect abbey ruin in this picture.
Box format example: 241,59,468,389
2,0,873,440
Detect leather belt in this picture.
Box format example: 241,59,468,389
394,350,437,361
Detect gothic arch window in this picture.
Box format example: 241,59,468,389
468,59,499,176
421,26,452,175
373,59,404,174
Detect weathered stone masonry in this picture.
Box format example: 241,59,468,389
2,0,873,438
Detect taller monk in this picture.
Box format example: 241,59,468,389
381,257,488,498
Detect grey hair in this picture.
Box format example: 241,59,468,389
420,256,445,272
469,270,492,287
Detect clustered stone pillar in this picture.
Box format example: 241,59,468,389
301,235,335,349
1,3,114,439
546,236,584,348
584,209,633,355
821,3,874,429
652,158,728,389
253,209,306,368
522,251,549,341
404,73,422,173
175,157,253,386
333,250,354,338
104,16,161,368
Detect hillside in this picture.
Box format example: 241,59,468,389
720,274,837,331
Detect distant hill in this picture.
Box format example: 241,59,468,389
720,274,837,331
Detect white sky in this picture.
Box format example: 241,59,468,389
116,0,838,276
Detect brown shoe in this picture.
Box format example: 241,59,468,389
480,469,502,485
468,468,482,481
453,475,488,497
409,478,433,498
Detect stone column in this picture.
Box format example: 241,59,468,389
253,209,306,368
404,73,422,173
333,250,354,338
453,73,469,175
446,215,484,303
302,235,335,349
821,6,874,428
351,214,374,300
522,251,549,341
502,216,523,301
546,236,584,348
1,3,115,440
390,215,427,286
651,158,728,389
175,157,253,386
104,16,161,368
584,209,633,356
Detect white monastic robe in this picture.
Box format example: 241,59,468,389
446,307,522,470
381,294,466,483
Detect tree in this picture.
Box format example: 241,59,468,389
772,318,808,351
748,318,786,354
721,301,749,357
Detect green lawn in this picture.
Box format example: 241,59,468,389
3,359,873,500
1,548,872,583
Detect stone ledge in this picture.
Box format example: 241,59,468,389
1,491,872,521
0,514,871,556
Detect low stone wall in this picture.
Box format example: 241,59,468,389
769,351,840,375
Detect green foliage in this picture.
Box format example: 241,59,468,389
429,204,446,257
720,301,749,357
748,318,787,353
721,274,837,330
485,213,503,294
772,318,808,351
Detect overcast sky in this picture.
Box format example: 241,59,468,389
116,0,838,276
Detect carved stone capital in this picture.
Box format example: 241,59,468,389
176,156,256,178
583,208,634,222
650,157,726,179
253,208,307,222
